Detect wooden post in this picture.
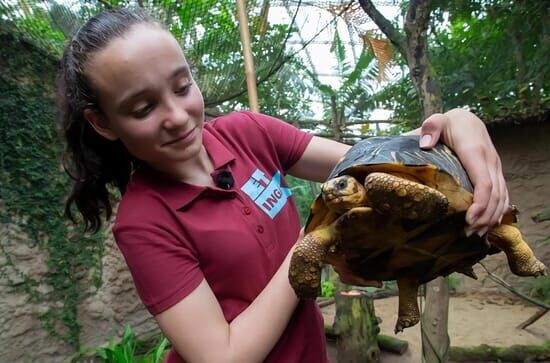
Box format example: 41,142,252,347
422,277,450,363
236,0,259,112
333,290,381,363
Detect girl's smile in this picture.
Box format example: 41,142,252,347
162,127,197,148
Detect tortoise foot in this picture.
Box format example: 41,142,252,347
487,224,547,277
289,232,331,299
394,314,420,334
511,257,547,277
365,172,448,221
289,253,322,299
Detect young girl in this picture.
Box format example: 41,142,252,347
58,8,509,363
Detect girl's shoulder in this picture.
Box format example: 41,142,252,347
206,111,302,143
207,111,284,131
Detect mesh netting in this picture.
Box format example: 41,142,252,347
1,0,399,136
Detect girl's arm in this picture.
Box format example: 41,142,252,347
155,244,299,363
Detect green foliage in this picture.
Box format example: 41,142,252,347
321,279,336,298
95,326,170,363
286,175,318,227
0,29,105,349
303,27,380,138
375,0,549,124
96,326,138,363
522,276,550,305
447,273,463,292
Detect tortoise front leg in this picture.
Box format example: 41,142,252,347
289,227,335,299
365,172,448,221
395,277,420,333
487,224,547,277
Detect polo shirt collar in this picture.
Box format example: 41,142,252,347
133,126,236,210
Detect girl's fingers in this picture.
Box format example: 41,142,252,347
419,113,447,149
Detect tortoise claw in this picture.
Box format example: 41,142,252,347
458,266,478,280
394,314,420,334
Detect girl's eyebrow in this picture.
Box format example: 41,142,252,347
171,64,190,79
116,64,190,110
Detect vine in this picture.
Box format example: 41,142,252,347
0,26,105,349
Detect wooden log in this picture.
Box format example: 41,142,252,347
333,290,381,362
324,326,409,356
449,342,550,362
377,334,409,355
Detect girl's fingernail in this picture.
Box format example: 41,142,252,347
465,227,475,237
498,215,503,224
466,213,478,225
420,134,432,148
477,227,488,237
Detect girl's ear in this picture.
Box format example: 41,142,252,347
84,107,118,141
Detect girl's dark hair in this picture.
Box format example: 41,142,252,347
57,8,159,232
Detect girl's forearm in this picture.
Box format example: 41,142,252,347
225,249,299,362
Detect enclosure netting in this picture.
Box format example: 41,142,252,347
1,0,397,127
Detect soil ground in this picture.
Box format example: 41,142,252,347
321,292,550,362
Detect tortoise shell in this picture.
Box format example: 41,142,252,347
306,136,473,234
305,135,494,283
329,135,471,191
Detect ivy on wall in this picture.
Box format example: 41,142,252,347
0,26,105,349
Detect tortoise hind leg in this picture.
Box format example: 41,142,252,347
289,227,335,299
487,224,547,276
395,277,420,333
365,172,448,221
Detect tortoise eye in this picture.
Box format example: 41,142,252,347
338,180,347,189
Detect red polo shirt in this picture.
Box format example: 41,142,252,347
113,111,328,362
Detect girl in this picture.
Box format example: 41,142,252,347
58,8,508,363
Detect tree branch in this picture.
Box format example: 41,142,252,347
357,0,406,57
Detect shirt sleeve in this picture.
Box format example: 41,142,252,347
240,111,314,171
113,200,204,315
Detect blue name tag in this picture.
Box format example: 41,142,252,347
241,169,292,218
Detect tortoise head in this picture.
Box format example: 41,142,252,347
321,175,367,213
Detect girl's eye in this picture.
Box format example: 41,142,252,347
131,103,153,118
176,83,192,96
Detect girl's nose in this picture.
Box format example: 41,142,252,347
162,96,189,129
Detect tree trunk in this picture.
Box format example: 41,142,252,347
334,290,381,363
403,0,443,118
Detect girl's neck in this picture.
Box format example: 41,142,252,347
154,146,215,187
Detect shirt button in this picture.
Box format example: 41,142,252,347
243,207,251,215
257,225,264,234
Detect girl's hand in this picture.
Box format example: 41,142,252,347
418,108,509,237
333,264,383,288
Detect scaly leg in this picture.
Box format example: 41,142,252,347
487,224,547,277
395,277,420,333
365,172,448,221
289,226,334,299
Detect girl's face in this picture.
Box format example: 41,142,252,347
85,23,205,174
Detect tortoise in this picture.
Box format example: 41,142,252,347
288,135,547,333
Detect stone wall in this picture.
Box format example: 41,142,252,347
0,224,157,363
458,122,550,291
